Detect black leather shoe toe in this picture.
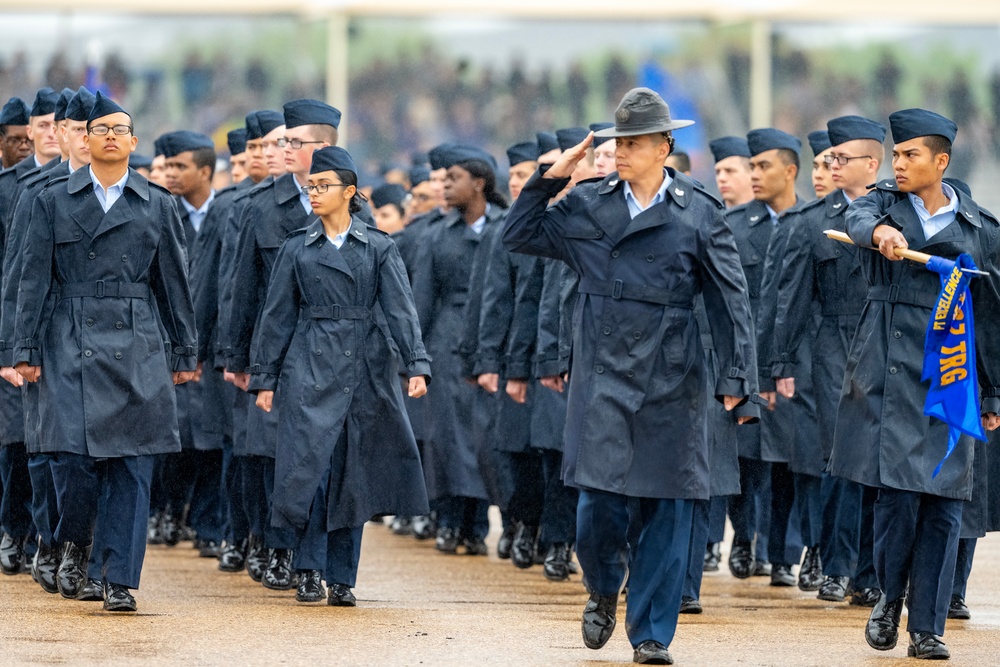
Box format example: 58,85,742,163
296,570,326,602
389,516,413,536
511,524,538,569
78,578,104,602
797,546,823,591
947,594,971,620
245,538,267,581
679,596,702,614
32,539,59,594
817,575,850,602
57,542,89,599
703,542,721,572
770,564,795,587
461,536,488,556
582,591,618,649
218,539,248,572
751,560,772,577
198,540,221,558
435,527,460,554
262,548,297,590
327,582,357,606
907,632,950,659
633,640,673,664
728,541,753,579
0,533,26,575
850,587,881,608
865,593,903,651
543,543,572,581
412,515,436,541
103,582,137,612
496,523,516,560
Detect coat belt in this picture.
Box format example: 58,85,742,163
577,277,692,310
306,305,370,320
58,281,150,299
866,285,937,310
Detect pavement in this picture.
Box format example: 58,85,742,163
2,514,999,666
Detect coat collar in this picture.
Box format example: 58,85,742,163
595,169,694,210
67,166,150,202
303,215,369,247
825,191,848,218
744,199,771,227
274,173,302,205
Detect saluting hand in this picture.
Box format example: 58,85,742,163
506,379,528,404
543,132,594,180
14,364,40,383
776,378,795,399
984,412,1000,431
256,390,274,413
0,366,24,387
872,224,908,261
408,376,427,399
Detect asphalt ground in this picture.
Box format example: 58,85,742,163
1,512,998,666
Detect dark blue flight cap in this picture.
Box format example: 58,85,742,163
807,131,831,156
64,88,97,123
709,136,751,163
88,91,130,123
245,110,284,140
153,135,168,158
371,183,407,210
162,131,215,158
129,154,153,170
536,132,559,154
409,165,430,186
556,127,589,151
54,88,75,122
506,141,540,166
428,143,462,171
448,145,498,171
0,97,30,127
589,122,613,134
310,145,357,176
889,108,957,144
227,128,248,155
411,151,429,166
31,87,58,117
747,128,801,157
283,99,342,129
827,115,886,147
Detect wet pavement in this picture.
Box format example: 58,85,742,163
1,514,999,666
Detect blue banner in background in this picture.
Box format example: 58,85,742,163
922,253,986,478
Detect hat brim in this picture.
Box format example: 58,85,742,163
594,119,695,138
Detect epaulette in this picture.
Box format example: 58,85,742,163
872,178,899,192
38,173,71,191
22,168,53,190
284,227,308,239
247,176,275,197
148,180,172,196
366,225,390,238
575,175,603,186
15,166,41,182
979,205,999,226
725,200,753,218
784,196,825,218
692,182,724,210
216,183,238,197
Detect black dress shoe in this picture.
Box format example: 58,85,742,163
947,594,971,620
103,582,137,612
262,548,297,590
866,593,903,651
78,578,104,602
728,540,753,579
770,564,795,587
461,536,488,556
850,587,881,608
797,546,823,591
751,560,771,577
32,539,59,594
497,523,516,560
412,514,436,540
703,542,721,572
296,570,326,602
389,516,413,535
147,513,164,545
679,596,703,614
817,575,850,602
159,513,181,547
218,539,248,572
543,543,572,581
435,527,460,554
245,537,267,581
582,591,618,649
633,640,673,665
57,542,89,599
907,632,950,659
0,533,26,575
198,540,221,558
327,582,357,607
511,524,539,569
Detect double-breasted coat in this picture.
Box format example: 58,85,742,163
248,217,430,532
829,180,1000,499
530,258,572,452
503,169,755,500
14,167,197,458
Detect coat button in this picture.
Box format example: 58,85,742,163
88,252,96,260
893,331,901,339
343,387,351,393
315,277,321,282
594,231,603,239
121,254,128,262
314,349,322,355
602,327,611,336
84,350,92,357
314,384,321,391
889,366,898,374
633,331,642,339
595,365,604,374
344,350,351,357
86,318,94,327
115,321,123,329
115,352,122,360
611,250,620,258
74,233,81,240
627,370,635,378
646,254,654,262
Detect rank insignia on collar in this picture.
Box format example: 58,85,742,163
750,215,759,222
674,188,684,196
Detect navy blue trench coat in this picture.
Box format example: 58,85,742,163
504,169,755,500
249,217,430,532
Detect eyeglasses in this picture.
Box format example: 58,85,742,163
89,124,133,136
3,136,31,145
277,138,324,149
824,154,871,166
303,183,349,194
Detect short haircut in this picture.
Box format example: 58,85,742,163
859,138,886,166
190,146,217,178
923,135,952,160
303,123,338,146
776,148,800,172
669,151,691,173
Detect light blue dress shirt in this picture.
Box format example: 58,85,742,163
909,182,958,241
326,230,349,249
623,169,672,220
469,203,491,234
294,177,312,214
181,190,215,233
90,167,129,213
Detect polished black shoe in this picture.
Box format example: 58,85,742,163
462,536,488,556
57,542,89,599
31,539,59,594
389,515,413,535
160,513,181,547
850,587,881,608
703,542,721,572
295,570,325,602
497,523,516,560
633,640,673,665
327,582,357,606
728,541,753,579
218,539,248,573
797,546,823,591
679,596,703,614
866,593,903,651
246,538,267,582
0,533,26,575
103,582,137,612
817,575,850,602
147,513,164,545
947,594,971,620
262,548,297,590
198,540,221,558
907,632,950,659
770,563,795,587
543,543,573,581
511,524,538,569
435,527,460,554
751,559,772,577
77,578,104,602
412,514,436,540
582,591,618,649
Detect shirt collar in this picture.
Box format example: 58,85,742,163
764,203,780,225
842,190,854,205
181,189,215,217
470,203,491,234
623,169,672,212
89,166,129,195
908,182,958,221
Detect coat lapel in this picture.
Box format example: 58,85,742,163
745,200,773,260
592,174,631,240
305,220,355,278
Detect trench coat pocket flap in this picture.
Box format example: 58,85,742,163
814,238,842,262
315,247,354,276
54,225,84,244
562,224,605,240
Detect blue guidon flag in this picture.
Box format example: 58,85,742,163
922,253,987,477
